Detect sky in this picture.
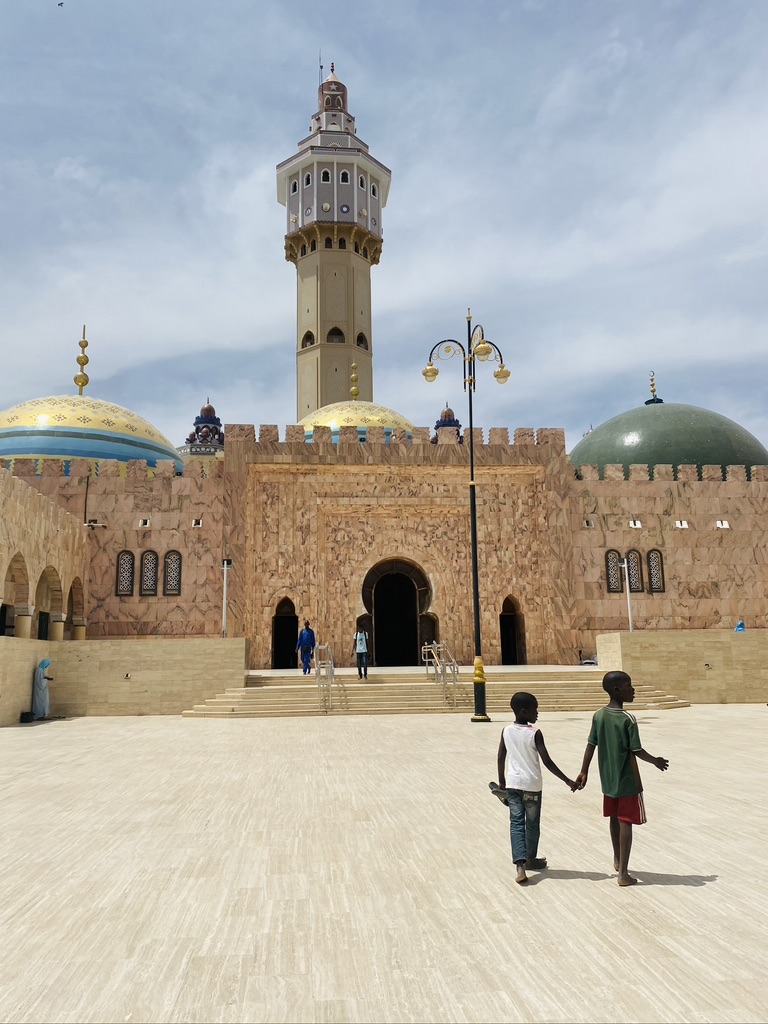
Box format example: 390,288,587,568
2,0,768,453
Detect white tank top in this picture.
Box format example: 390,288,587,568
503,723,542,791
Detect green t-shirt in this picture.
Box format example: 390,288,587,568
587,707,643,798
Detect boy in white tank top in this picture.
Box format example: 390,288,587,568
493,691,578,885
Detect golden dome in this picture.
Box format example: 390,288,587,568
0,395,182,469
298,400,415,434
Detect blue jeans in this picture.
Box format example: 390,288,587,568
356,652,368,678
507,789,542,864
300,648,313,674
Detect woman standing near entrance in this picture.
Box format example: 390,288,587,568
296,620,316,675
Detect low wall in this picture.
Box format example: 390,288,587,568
596,630,768,703
0,638,56,727
0,637,247,725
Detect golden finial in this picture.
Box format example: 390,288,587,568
649,370,656,399
74,324,90,395
350,362,359,401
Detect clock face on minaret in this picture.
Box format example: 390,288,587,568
275,68,392,420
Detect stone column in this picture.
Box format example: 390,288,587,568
73,618,88,641
49,615,65,641
14,613,32,639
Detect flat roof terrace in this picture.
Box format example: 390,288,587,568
0,705,765,1023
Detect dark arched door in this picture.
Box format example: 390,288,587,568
500,596,527,665
272,598,298,669
373,573,419,665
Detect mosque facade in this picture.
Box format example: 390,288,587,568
3,70,768,677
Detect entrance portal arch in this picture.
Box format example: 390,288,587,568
272,597,298,669
499,595,527,665
362,559,435,667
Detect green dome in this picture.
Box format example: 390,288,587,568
569,402,768,479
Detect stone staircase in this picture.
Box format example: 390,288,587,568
181,667,689,718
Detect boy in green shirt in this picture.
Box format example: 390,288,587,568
576,671,669,886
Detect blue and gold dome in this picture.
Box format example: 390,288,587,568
0,394,183,471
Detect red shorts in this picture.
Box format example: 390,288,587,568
603,793,646,825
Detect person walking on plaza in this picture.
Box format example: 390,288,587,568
352,624,369,679
296,620,316,675
493,691,578,885
576,671,669,887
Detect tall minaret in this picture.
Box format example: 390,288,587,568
276,65,391,419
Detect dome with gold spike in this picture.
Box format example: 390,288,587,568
298,363,414,441
0,328,182,472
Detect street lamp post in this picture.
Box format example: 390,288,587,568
423,309,510,722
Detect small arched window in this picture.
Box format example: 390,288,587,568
324,237,333,248
140,551,159,597
626,549,643,593
605,550,622,593
356,333,369,350
310,239,317,252
116,551,134,597
362,247,368,259
339,238,347,250
163,551,182,597
340,170,350,184
321,169,331,183
300,244,307,257
327,328,345,344
359,175,366,189
325,97,331,108
301,331,315,349
290,180,298,195
335,97,342,109
304,172,312,187
354,242,360,254
371,183,378,198
647,550,665,593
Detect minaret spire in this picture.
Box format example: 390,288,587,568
73,325,90,395
276,67,392,419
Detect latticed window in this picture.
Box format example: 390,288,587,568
116,551,134,596
163,551,182,597
140,551,159,597
605,550,622,593
626,549,644,593
647,549,665,593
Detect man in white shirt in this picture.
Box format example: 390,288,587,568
352,627,369,679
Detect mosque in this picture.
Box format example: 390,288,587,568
2,67,768,719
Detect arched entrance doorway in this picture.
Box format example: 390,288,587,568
362,559,435,667
499,596,527,665
272,598,298,669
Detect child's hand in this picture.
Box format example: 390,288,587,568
574,772,588,790
566,778,579,792
654,756,669,771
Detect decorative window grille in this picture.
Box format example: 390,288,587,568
324,237,333,248
140,551,159,597
647,550,665,592
116,551,134,597
339,238,347,250
605,550,622,593
626,549,643,593
163,551,182,597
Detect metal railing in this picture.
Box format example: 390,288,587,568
315,644,335,712
421,641,459,707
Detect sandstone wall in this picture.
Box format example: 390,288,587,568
571,464,768,657
0,637,247,724
596,629,768,703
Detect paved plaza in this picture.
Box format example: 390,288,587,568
0,704,766,1023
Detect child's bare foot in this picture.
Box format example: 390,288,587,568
515,864,528,885
617,874,638,886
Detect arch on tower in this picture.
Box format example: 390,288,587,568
301,331,315,349
356,333,369,350
327,328,345,344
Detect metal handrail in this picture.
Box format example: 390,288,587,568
315,644,334,712
421,641,459,707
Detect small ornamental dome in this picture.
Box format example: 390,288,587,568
570,399,768,479
178,399,225,459
0,395,183,471
298,400,414,442
441,406,456,422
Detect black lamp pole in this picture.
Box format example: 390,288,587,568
423,310,510,721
